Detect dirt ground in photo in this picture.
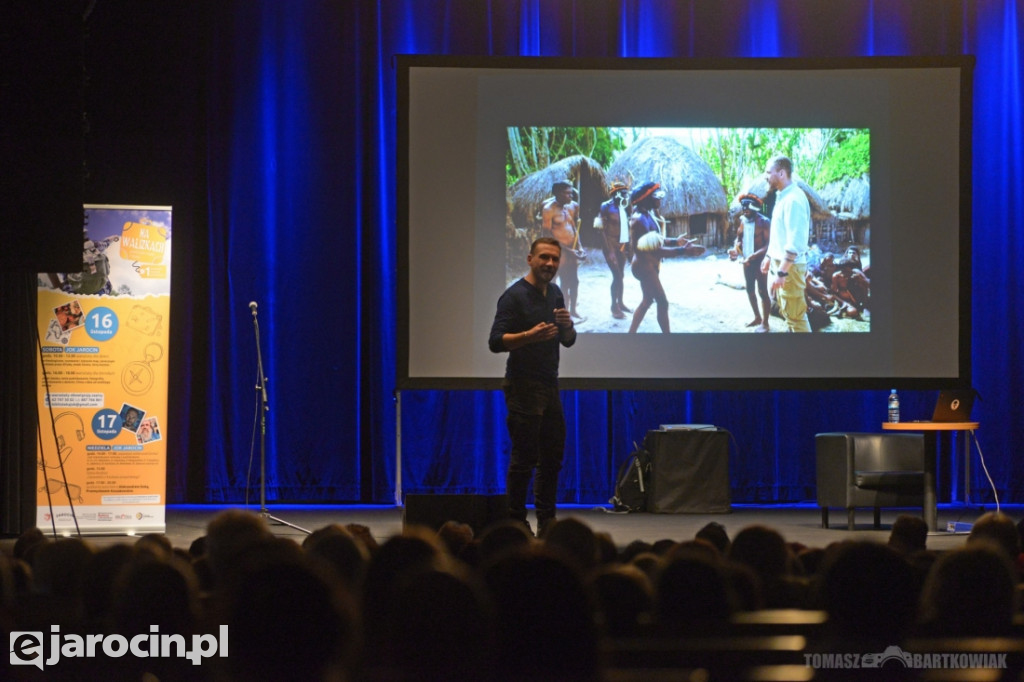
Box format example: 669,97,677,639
551,248,869,334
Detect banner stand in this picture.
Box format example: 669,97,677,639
36,205,172,535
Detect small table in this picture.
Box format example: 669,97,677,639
882,421,979,531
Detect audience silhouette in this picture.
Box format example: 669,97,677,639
3,508,1023,681
728,524,808,608
918,543,1019,637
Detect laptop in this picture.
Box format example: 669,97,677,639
659,424,717,431
931,389,977,422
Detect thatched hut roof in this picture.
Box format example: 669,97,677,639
606,136,727,217
820,174,870,220
735,176,834,221
508,155,607,228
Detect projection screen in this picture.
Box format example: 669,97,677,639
397,56,973,390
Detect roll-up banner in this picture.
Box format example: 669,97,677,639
36,205,172,534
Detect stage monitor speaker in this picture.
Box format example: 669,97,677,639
644,428,731,513
403,494,509,534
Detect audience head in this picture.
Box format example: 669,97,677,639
796,546,826,576
888,515,928,555
670,538,722,562
204,509,273,586
695,521,731,555
436,520,475,559
588,564,653,637
543,517,600,573
819,541,917,644
14,527,48,561
361,527,451,656
388,566,496,680
483,546,600,681
655,549,735,635
303,523,370,590
967,511,1022,562
620,539,654,563
721,559,763,611
651,538,678,556
134,532,174,561
476,519,533,563
31,537,94,601
80,543,135,623
594,531,618,565
918,543,1018,636
112,556,199,637
224,555,359,682
728,524,792,580
628,551,662,581
362,527,448,589
188,535,207,558
345,523,379,554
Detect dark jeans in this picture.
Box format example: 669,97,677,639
503,379,566,523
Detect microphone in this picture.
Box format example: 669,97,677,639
249,301,258,315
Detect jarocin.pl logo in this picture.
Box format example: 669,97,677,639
10,625,228,670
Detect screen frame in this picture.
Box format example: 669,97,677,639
396,55,974,391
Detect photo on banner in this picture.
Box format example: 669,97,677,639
36,205,172,534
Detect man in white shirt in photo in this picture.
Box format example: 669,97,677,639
761,155,812,332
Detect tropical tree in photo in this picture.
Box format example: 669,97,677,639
695,127,869,199
506,126,628,186
814,129,870,186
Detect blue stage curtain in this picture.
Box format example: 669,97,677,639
965,0,1024,504
176,0,1023,505
197,0,366,501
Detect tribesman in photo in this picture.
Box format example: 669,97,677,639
729,193,772,332
541,179,585,321
627,182,699,334
598,181,633,319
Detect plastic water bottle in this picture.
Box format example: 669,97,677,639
887,389,900,423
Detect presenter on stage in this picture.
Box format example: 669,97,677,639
489,237,577,537
761,155,812,332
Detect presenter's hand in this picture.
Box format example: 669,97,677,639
553,308,573,329
760,257,770,275
529,321,560,342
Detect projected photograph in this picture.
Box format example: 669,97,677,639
505,127,871,334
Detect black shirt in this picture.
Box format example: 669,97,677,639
488,278,576,386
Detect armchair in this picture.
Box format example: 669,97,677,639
815,432,925,530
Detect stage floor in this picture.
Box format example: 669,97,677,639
19,502,1004,554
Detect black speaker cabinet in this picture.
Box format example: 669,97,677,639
403,494,509,534
644,429,731,513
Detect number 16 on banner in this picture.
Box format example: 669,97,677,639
86,307,119,341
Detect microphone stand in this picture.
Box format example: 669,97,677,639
250,303,310,534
